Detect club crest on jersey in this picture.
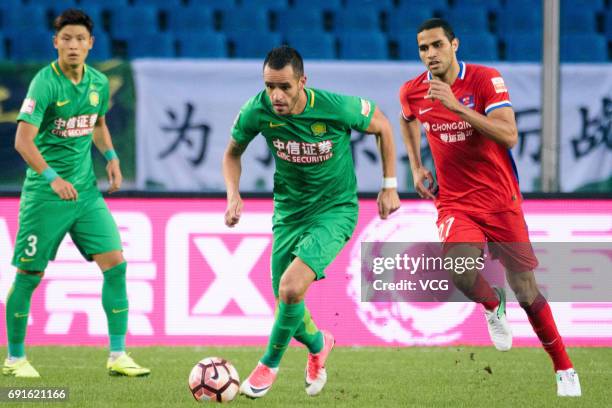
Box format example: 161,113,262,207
459,95,474,108
89,91,100,107
310,122,327,136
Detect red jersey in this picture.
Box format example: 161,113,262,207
399,62,521,213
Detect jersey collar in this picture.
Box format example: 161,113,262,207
51,60,89,85
427,61,466,81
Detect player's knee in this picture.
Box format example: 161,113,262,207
17,269,44,278
93,251,125,271
278,283,303,304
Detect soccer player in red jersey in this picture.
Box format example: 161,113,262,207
399,18,581,397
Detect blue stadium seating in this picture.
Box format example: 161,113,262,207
561,34,608,62
176,32,227,58
561,8,597,33
134,0,182,7
88,32,112,61
504,33,542,61
396,34,420,60
276,9,324,34
605,10,612,38
168,7,214,34
396,0,448,13
456,33,498,61
126,32,174,58
292,0,342,13
338,31,388,60
110,6,159,39
497,7,541,35
80,0,129,12
9,30,56,62
0,34,5,59
230,31,282,58
187,0,237,13
286,31,335,59
30,0,77,13
241,0,288,12
3,6,48,32
453,0,501,9
561,0,605,12
333,8,381,33
344,0,394,13
387,6,435,37
222,8,269,34
444,8,489,36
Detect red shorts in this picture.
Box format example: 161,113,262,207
436,207,538,272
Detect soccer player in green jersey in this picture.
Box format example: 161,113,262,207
3,9,149,378
224,46,401,398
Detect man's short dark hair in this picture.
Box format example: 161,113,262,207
263,46,304,78
417,18,455,42
53,9,93,35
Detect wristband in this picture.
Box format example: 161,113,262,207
104,149,119,161
382,177,398,189
42,167,59,183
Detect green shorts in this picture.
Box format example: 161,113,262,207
270,209,358,297
12,195,122,271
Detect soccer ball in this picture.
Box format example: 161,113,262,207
188,357,240,403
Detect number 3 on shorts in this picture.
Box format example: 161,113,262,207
437,217,455,242
24,234,38,256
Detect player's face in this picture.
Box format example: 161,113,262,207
263,64,306,115
417,28,458,77
54,25,93,67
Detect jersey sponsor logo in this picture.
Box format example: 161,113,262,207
56,99,71,107
310,122,327,136
89,91,100,107
269,122,286,128
491,77,507,93
459,95,474,108
360,98,371,116
19,257,34,263
272,138,334,164
20,98,36,114
52,114,98,138
431,121,472,132
419,107,433,115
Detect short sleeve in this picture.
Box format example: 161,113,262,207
17,73,52,127
231,101,260,146
399,82,415,121
337,94,376,132
99,76,110,117
479,68,512,115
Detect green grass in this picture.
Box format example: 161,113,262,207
0,346,610,407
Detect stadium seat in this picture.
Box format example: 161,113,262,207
388,6,436,37
456,33,498,61
176,32,227,58
126,32,175,58
88,32,112,61
230,31,282,58
497,7,541,34
241,0,288,12
504,33,542,61
0,33,5,59
561,34,608,62
396,0,448,13
333,8,381,33
292,0,342,13
344,0,394,13
396,34,420,60
80,0,129,12
605,10,612,38
286,31,335,59
187,0,237,12
134,0,182,7
561,0,605,12
561,8,597,34
110,6,159,39
222,8,269,34
9,30,56,62
3,6,47,32
168,7,214,34
29,0,78,14
338,32,388,60
276,9,324,34
444,8,490,36
452,0,501,12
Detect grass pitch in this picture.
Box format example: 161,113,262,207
0,346,610,407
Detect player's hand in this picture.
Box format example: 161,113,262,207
106,159,123,193
413,166,436,200
377,188,400,220
225,195,243,227
50,177,78,201
425,79,461,112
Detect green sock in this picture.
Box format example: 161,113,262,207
6,273,41,358
102,262,128,353
261,300,305,368
293,307,324,354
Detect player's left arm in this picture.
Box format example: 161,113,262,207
93,115,122,193
364,107,401,219
426,79,518,148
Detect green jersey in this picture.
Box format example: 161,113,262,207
232,88,376,225
17,61,110,201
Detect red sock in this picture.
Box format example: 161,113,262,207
467,274,499,311
521,293,573,371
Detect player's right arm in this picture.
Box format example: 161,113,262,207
15,96,79,201
399,117,434,200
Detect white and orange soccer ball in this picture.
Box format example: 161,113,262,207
188,357,240,403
